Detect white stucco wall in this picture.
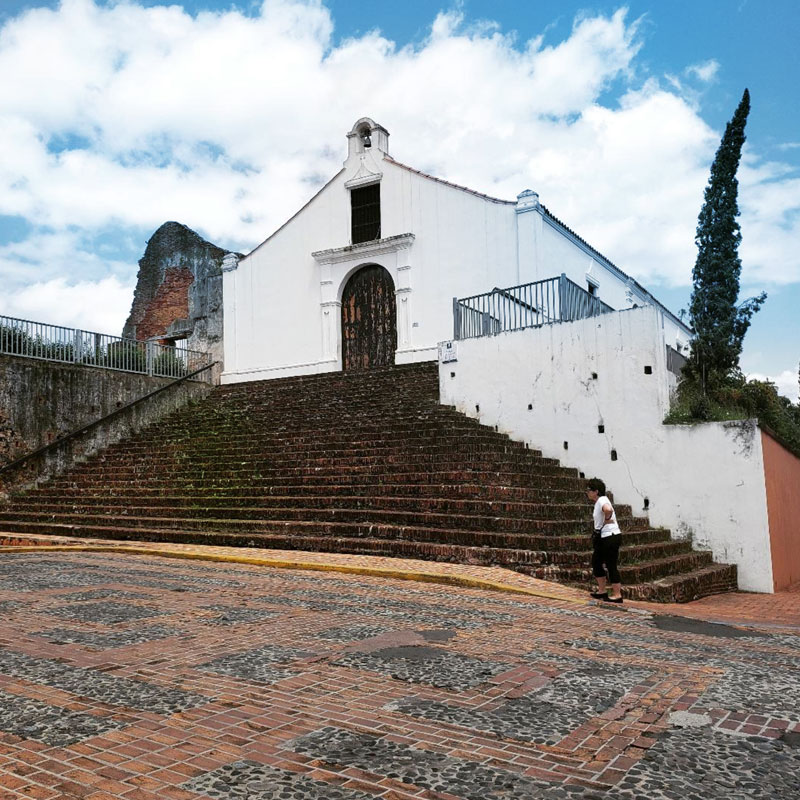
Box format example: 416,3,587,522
439,306,774,592
221,144,521,383
222,119,690,384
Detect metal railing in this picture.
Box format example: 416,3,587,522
453,274,614,340
0,314,212,381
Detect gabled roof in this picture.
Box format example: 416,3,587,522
540,204,691,334
244,168,346,259
384,156,516,206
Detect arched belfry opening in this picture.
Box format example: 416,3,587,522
346,117,390,158
341,265,397,371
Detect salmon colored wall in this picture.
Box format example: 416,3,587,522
761,430,800,590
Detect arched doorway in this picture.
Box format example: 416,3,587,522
341,265,397,371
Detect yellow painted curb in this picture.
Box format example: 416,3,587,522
0,543,584,604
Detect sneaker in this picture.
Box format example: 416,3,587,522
590,591,609,600
604,595,624,604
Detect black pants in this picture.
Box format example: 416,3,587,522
592,533,622,583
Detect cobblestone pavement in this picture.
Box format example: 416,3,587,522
0,550,798,799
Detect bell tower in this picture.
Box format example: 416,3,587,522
346,117,390,159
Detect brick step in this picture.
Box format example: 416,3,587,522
0,508,635,537
142,418,499,441
144,406,482,434
103,436,535,458
623,563,739,603
46,469,587,492
531,538,694,566
5,500,638,530
0,512,656,548
215,375,439,398
0,520,674,566
64,455,578,480
525,550,716,585
74,453,567,478
86,444,555,467
27,483,592,504
15,494,629,519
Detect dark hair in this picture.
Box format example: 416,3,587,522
586,478,606,495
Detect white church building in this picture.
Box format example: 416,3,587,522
221,117,690,383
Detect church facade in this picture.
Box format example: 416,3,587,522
221,118,689,384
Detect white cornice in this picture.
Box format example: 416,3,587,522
312,233,415,265
344,171,383,189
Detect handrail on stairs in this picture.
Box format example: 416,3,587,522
0,361,217,483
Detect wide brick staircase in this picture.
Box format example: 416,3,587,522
0,363,737,602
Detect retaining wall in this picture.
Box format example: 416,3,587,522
439,306,776,592
0,354,211,496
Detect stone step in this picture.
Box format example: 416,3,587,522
623,563,739,603
0,520,678,567
70,453,568,477
79,444,557,467
98,438,536,460
0,508,647,537
47,467,587,491
3,499,637,529
14,493,629,519
27,483,592,504
525,550,716,585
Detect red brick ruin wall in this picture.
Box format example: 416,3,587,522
135,267,194,342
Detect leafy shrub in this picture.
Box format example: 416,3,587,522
667,373,800,457
104,341,146,372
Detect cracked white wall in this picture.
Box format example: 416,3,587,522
439,306,774,593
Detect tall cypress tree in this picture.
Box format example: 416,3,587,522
688,88,766,389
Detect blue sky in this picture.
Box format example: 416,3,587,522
0,0,798,397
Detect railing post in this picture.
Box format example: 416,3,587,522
72,330,81,363
558,273,567,322
146,341,154,376
452,297,460,341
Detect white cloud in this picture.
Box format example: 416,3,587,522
0,0,797,341
747,369,799,404
2,275,135,333
685,59,720,83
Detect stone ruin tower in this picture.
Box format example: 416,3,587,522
122,221,237,377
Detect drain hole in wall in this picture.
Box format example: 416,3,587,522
644,365,653,375
598,424,605,434
591,372,598,380
528,403,533,410
610,449,618,461
563,441,568,450
475,404,480,413
644,497,650,510
450,371,456,378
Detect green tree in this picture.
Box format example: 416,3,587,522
687,88,766,390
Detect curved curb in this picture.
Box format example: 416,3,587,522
0,543,585,604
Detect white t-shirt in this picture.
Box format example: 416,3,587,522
593,495,621,537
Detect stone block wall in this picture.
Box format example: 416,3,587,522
0,354,210,496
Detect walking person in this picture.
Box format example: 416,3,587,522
585,478,623,603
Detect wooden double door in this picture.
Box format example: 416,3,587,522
341,265,397,371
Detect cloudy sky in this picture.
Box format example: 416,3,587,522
1,0,798,399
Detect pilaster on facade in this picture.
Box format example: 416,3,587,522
320,300,342,362
395,286,412,351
